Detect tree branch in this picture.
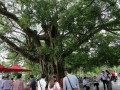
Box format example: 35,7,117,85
104,28,120,35
80,0,95,12
62,18,120,58
0,3,47,47
0,35,41,62
0,1,7,10
6,36,26,46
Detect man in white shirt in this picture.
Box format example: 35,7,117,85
37,74,47,90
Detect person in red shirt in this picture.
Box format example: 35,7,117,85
111,71,116,82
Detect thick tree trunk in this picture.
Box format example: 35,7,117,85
40,56,65,81
53,57,65,80
58,62,65,78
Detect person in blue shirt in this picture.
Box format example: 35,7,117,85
29,75,37,90
63,68,80,90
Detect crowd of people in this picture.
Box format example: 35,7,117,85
82,70,118,90
0,69,118,90
0,73,24,90
0,68,80,90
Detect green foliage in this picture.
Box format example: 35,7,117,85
64,47,89,69
23,60,41,81
0,0,120,75
7,52,18,59
89,32,120,67
64,32,120,72
0,17,10,34
19,14,31,27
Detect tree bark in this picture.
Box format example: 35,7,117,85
39,55,64,80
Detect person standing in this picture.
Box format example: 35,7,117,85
37,74,47,90
10,78,14,90
59,76,64,90
101,71,108,90
1,75,12,90
0,76,5,90
111,71,115,81
29,75,37,90
93,76,99,90
63,68,80,90
83,77,90,90
0,77,2,90
107,74,112,90
12,73,24,90
48,75,61,90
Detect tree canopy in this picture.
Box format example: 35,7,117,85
0,0,120,77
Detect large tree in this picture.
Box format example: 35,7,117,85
0,0,120,78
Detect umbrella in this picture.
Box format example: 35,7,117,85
0,64,8,72
7,64,32,72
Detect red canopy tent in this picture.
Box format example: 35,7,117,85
7,64,32,72
0,64,7,72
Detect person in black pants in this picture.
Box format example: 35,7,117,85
93,76,99,90
101,71,108,90
83,77,90,90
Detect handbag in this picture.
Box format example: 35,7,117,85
67,76,78,90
